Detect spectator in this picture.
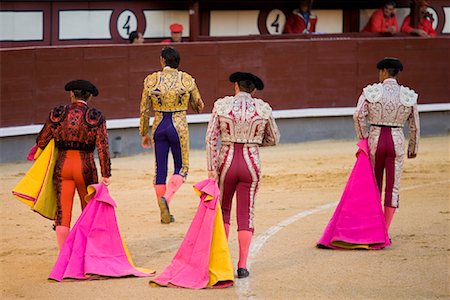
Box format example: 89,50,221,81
401,0,437,37
129,31,144,44
362,1,398,34
161,23,184,43
283,0,317,34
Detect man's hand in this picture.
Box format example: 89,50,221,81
413,28,429,37
142,135,152,149
208,170,218,181
386,26,396,34
196,99,205,113
408,151,417,159
102,177,110,186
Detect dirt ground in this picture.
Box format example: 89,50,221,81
1,136,449,300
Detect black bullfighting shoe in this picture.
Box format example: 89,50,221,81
237,268,250,279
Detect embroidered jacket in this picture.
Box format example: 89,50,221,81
353,78,420,156
206,92,280,172
139,66,203,136
36,102,111,177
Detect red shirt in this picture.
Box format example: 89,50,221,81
283,10,317,34
362,8,398,33
401,15,437,37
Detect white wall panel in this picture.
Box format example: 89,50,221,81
0,11,43,41
143,10,189,37
314,10,343,34
210,11,259,36
59,10,112,39
443,7,450,33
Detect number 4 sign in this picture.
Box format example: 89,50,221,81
266,9,286,35
117,10,138,39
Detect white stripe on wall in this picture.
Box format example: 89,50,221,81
59,10,112,40
0,11,43,41
0,103,448,138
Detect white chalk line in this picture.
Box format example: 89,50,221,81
235,179,450,300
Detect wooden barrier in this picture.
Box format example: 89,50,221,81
1,36,449,127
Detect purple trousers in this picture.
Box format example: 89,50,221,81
153,112,183,184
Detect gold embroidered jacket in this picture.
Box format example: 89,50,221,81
139,66,203,136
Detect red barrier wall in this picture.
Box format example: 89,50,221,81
1,36,449,127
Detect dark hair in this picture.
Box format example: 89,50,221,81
384,1,397,7
129,31,139,43
72,89,92,101
237,80,256,93
161,46,180,68
386,68,400,77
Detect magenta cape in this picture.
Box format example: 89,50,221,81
151,179,234,289
49,183,155,281
317,139,391,250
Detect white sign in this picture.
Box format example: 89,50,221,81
117,10,138,39
266,9,286,35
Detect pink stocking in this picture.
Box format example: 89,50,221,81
56,226,70,250
224,223,230,239
238,230,253,269
154,184,166,200
384,206,396,230
163,174,184,204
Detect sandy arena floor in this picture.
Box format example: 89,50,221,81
1,136,449,300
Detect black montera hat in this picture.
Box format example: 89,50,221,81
229,72,264,90
376,57,403,71
64,80,99,97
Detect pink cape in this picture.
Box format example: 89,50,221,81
151,179,234,289
317,139,391,250
49,183,155,281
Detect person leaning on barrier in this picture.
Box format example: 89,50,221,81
401,0,437,37
283,0,317,34
362,1,398,34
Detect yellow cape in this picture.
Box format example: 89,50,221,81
208,202,234,287
12,139,58,220
193,186,234,286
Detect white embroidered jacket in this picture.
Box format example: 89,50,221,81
206,92,280,172
353,78,420,155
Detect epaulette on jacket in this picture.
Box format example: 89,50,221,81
84,107,104,127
